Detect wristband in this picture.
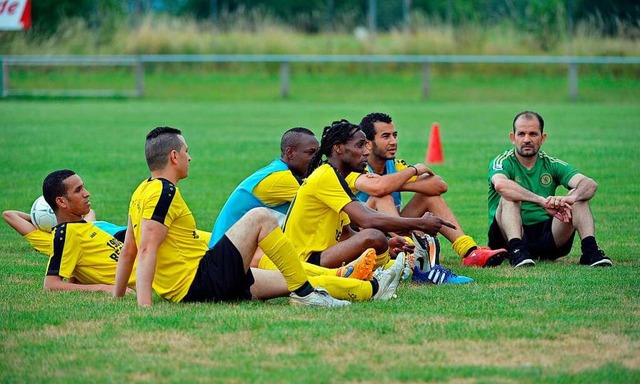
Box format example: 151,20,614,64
408,165,418,176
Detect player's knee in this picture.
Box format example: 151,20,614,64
247,207,278,227
358,228,388,252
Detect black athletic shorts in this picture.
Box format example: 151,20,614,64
306,251,322,266
181,235,254,303
488,216,575,260
113,229,126,243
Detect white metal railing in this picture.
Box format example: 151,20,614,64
2,54,639,100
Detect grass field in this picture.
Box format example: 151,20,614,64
0,96,639,382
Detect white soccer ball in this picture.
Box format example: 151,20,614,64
30,196,57,233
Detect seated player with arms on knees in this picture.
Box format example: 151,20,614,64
354,112,507,273
266,119,455,287
38,169,136,293
488,111,611,268
113,127,404,307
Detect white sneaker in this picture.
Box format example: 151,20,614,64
289,287,351,307
372,252,406,300
411,232,440,271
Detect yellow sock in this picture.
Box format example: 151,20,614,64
301,261,339,277
258,228,308,292
452,235,478,258
308,275,373,301
374,250,390,269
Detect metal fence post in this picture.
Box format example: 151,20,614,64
280,61,290,99
421,62,431,100
568,62,578,102
135,56,145,97
2,59,9,97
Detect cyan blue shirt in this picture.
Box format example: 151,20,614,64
210,158,299,246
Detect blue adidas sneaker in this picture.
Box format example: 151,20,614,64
412,265,473,285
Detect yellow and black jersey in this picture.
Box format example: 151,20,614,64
282,164,357,261
46,221,135,288
253,170,301,207
25,229,52,255
129,177,209,302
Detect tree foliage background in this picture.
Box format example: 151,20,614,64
29,0,639,37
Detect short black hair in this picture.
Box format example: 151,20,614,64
513,111,544,133
280,127,315,156
359,112,392,141
42,169,76,212
307,119,361,177
145,126,183,171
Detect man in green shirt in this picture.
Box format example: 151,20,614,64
487,111,612,268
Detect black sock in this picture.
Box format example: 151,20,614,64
464,246,478,258
294,281,314,297
581,236,598,254
370,279,379,297
508,238,524,251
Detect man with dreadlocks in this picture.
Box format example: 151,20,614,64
272,119,457,279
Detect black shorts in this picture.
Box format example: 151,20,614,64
488,217,575,260
181,235,254,303
306,251,322,266
113,229,126,243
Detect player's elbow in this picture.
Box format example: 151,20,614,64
493,179,510,195
43,276,60,291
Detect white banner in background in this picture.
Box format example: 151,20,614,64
0,0,30,30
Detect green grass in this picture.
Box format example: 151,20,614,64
0,96,639,382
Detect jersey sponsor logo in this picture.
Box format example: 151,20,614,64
540,173,552,186
492,163,503,170
106,237,123,262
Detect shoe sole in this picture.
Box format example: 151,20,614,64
513,259,535,268
589,259,613,267
484,251,508,267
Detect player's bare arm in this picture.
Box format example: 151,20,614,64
2,210,37,236
135,219,168,307
354,163,432,197
44,275,113,293
398,173,448,196
492,174,547,205
344,200,454,236
113,217,137,298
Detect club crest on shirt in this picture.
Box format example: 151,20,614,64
540,173,552,186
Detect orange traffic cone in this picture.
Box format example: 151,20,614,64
426,122,444,164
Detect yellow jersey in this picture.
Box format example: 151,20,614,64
282,164,357,261
25,229,52,255
129,178,209,302
46,221,135,288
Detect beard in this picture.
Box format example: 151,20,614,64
516,146,538,158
